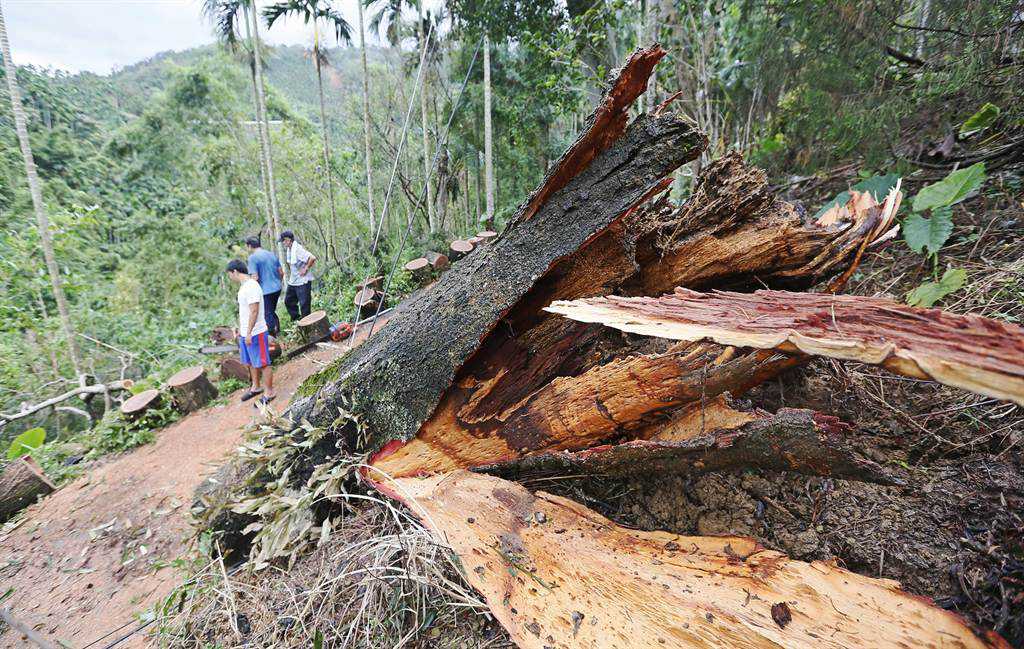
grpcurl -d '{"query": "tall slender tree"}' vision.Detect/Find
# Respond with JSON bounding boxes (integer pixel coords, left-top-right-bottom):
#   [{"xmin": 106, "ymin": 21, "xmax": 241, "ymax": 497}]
[
  {"xmin": 356, "ymin": 0, "xmax": 377, "ymax": 237},
  {"xmin": 482, "ymin": 33, "xmax": 495, "ymax": 228},
  {"xmin": 203, "ymin": 0, "xmax": 285, "ymax": 267},
  {"xmin": 0, "ymin": 1, "xmax": 83, "ymax": 379},
  {"xmin": 264, "ymin": 1, "xmax": 352, "ymax": 259},
  {"xmin": 415, "ymin": 3, "xmax": 436, "ymax": 231}
]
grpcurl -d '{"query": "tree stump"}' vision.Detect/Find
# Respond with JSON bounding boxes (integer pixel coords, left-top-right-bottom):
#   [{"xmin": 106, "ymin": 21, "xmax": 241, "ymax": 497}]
[
  {"xmin": 210, "ymin": 326, "xmax": 235, "ymax": 344},
  {"xmin": 0, "ymin": 456, "xmax": 56, "ymax": 521},
  {"xmin": 167, "ymin": 366, "xmax": 217, "ymax": 414},
  {"xmin": 476, "ymin": 230, "xmax": 498, "ymax": 242},
  {"xmin": 358, "ymin": 275, "xmax": 383, "ymax": 291},
  {"xmin": 120, "ymin": 389, "xmax": 161, "ymax": 420},
  {"xmin": 425, "ymin": 251, "xmax": 450, "ymax": 272},
  {"xmin": 297, "ymin": 310, "xmax": 331, "ymax": 343},
  {"xmin": 403, "ymin": 257, "xmax": 432, "ymax": 285},
  {"xmin": 467, "ymin": 236, "xmax": 484, "ymax": 245},
  {"xmin": 354, "ymin": 288, "xmax": 384, "ymax": 319},
  {"xmin": 219, "ymin": 357, "xmax": 250, "ymax": 382},
  {"xmin": 449, "ymin": 239, "xmax": 474, "ymax": 261}
]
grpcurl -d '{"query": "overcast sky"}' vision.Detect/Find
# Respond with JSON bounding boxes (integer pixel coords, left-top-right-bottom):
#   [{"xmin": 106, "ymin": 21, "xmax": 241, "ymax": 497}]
[{"xmin": 2, "ymin": 0, "xmax": 385, "ymax": 75}]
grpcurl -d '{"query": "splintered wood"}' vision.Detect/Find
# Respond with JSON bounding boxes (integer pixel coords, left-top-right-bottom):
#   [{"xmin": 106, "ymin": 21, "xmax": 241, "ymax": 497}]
[
  {"xmin": 384, "ymin": 471, "xmax": 1005, "ymax": 649},
  {"xmin": 546, "ymin": 289, "xmax": 1024, "ymax": 405}
]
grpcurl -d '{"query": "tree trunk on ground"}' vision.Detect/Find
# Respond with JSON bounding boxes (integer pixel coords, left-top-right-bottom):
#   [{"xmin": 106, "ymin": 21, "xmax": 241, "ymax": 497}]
[
  {"xmin": 383, "ymin": 471, "xmax": 1000, "ymax": 649},
  {"xmin": 245, "ymin": 5, "xmax": 285, "ymax": 269},
  {"xmin": 0, "ymin": 456, "xmax": 55, "ymax": 522},
  {"xmin": 314, "ymin": 42, "xmax": 340, "ymax": 263},
  {"xmin": 424, "ymin": 251, "xmax": 449, "ymax": 272},
  {"xmin": 482, "ymin": 34, "xmax": 495, "ymax": 229},
  {"xmin": 356, "ymin": 0, "xmax": 376, "ymax": 236},
  {"xmin": 296, "ymin": 309, "xmax": 331, "ymax": 343},
  {"xmin": 120, "ymin": 389, "xmax": 161, "ymax": 420},
  {"xmin": 0, "ymin": 6, "xmax": 82, "ymax": 379},
  {"xmin": 167, "ymin": 366, "xmax": 217, "ymax": 414}
]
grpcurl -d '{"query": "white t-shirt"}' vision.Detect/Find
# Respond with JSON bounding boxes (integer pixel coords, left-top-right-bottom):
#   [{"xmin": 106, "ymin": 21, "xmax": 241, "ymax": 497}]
[
  {"xmin": 237, "ymin": 278, "xmax": 268, "ymax": 337},
  {"xmin": 287, "ymin": 241, "xmax": 313, "ymax": 286}
]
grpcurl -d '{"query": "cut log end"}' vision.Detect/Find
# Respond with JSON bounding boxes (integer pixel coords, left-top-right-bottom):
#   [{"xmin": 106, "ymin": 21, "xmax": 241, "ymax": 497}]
[
  {"xmin": 297, "ymin": 310, "xmax": 331, "ymax": 343},
  {"xmin": 219, "ymin": 357, "xmax": 249, "ymax": 382},
  {"xmin": 0, "ymin": 456, "xmax": 56, "ymax": 521},
  {"xmin": 476, "ymin": 230, "xmax": 498, "ymax": 241},
  {"xmin": 449, "ymin": 239, "xmax": 474, "ymax": 261},
  {"xmin": 404, "ymin": 258, "xmax": 432, "ymax": 285},
  {"xmin": 354, "ymin": 288, "xmax": 384, "ymax": 318},
  {"xmin": 167, "ymin": 365, "xmax": 217, "ymax": 414},
  {"xmin": 425, "ymin": 251, "xmax": 450, "ymax": 272},
  {"xmin": 120, "ymin": 389, "xmax": 161, "ymax": 419}
]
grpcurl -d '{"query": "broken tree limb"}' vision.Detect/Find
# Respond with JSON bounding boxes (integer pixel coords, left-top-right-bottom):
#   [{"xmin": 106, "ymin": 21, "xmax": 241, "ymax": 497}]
[
  {"xmin": 546, "ymin": 288, "xmax": 1024, "ymax": 406},
  {"xmin": 382, "ymin": 471, "xmax": 1005, "ymax": 649},
  {"xmin": 290, "ymin": 45, "xmax": 706, "ymax": 451},
  {"xmin": 0, "ymin": 379, "xmax": 133, "ymax": 429},
  {"xmin": 0, "ymin": 456, "xmax": 56, "ymax": 521},
  {"xmin": 370, "ymin": 343, "xmax": 801, "ymax": 478},
  {"xmin": 476, "ymin": 403, "xmax": 900, "ymax": 485}
]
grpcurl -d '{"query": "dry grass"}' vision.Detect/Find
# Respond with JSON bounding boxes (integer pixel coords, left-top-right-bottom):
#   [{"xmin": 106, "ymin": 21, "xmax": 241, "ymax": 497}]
[{"xmin": 156, "ymin": 491, "xmax": 508, "ymax": 648}]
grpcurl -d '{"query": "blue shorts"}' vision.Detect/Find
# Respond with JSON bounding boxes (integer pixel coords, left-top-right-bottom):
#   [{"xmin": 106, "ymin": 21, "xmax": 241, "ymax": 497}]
[{"xmin": 239, "ymin": 331, "xmax": 271, "ymax": 369}]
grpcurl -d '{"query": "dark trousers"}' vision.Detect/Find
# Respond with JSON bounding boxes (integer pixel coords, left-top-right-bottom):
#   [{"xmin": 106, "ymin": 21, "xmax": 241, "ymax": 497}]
[
  {"xmin": 285, "ymin": 283, "xmax": 312, "ymax": 321},
  {"xmin": 263, "ymin": 290, "xmax": 281, "ymax": 336}
]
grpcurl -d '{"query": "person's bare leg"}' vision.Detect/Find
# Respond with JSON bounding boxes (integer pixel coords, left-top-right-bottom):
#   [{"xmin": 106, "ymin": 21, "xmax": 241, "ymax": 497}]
[
  {"xmin": 249, "ymin": 365, "xmax": 261, "ymax": 391},
  {"xmin": 262, "ymin": 366, "xmax": 275, "ymax": 398}
]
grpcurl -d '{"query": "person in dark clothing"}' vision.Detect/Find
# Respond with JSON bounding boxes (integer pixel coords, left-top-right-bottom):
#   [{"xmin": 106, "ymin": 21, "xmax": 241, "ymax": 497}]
[
  {"xmin": 245, "ymin": 236, "xmax": 284, "ymax": 336},
  {"xmin": 280, "ymin": 230, "xmax": 316, "ymax": 321}
]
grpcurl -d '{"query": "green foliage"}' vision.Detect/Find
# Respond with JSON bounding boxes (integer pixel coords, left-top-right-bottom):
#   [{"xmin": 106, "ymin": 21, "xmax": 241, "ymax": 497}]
[
  {"xmin": 907, "ymin": 268, "xmax": 967, "ymax": 308},
  {"xmin": 6, "ymin": 427, "xmax": 46, "ymax": 460},
  {"xmin": 904, "ymin": 163, "xmax": 987, "ymax": 258},
  {"xmin": 960, "ymin": 103, "xmax": 1000, "ymax": 137},
  {"xmin": 903, "ymin": 207, "xmax": 954, "ymax": 256},
  {"xmin": 912, "ymin": 163, "xmax": 987, "ymax": 213}
]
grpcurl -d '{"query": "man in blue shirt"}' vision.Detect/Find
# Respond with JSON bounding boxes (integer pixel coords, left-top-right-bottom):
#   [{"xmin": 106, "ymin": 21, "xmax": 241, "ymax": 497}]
[{"xmin": 245, "ymin": 236, "xmax": 283, "ymax": 336}]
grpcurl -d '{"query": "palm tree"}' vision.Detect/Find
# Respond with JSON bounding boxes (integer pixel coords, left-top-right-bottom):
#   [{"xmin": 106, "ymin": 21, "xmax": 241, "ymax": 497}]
[
  {"xmin": 0, "ymin": 3, "xmax": 83, "ymax": 379},
  {"xmin": 264, "ymin": 1, "xmax": 352, "ymax": 257},
  {"xmin": 202, "ymin": 0, "xmax": 285, "ymax": 267}
]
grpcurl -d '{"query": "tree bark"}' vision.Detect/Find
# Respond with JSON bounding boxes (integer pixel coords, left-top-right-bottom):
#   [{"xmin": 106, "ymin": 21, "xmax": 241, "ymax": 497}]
[
  {"xmin": 289, "ymin": 47, "xmax": 702, "ymax": 454},
  {"xmin": 482, "ymin": 34, "xmax": 495, "ymax": 229},
  {"xmin": 167, "ymin": 366, "xmax": 217, "ymax": 414},
  {"xmin": 0, "ymin": 456, "xmax": 55, "ymax": 522},
  {"xmin": 0, "ymin": 6, "xmax": 82, "ymax": 379},
  {"xmin": 356, "ymin": 0, "xmax": 376, "ymax": 236},
  {"xmin": 384, "ymin": 471, "xmax": 1004, "ymax": 649},
  {"xmin": 219, "ymin": 357, "xmax": 250, "ymax": 383}
]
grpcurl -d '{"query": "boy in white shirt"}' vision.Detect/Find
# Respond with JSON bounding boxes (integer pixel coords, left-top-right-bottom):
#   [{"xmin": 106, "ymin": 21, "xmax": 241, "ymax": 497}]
[{"xmin": 226, "ymin": 259, "xmax": 275, "ymax": 405}]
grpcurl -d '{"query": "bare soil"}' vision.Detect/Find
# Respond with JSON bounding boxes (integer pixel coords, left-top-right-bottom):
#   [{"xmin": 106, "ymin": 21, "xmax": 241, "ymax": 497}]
[{"xmin": 0, "ymin": 330, "xmax": 381, "ymax": 648}]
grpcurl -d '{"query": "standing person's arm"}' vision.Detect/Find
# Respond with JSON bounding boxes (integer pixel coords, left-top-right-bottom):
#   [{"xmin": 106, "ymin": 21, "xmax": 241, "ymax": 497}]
[
  {"xmin": 246, "ymin": 302, "xmax": 259, "ymax": 346},
  {"xmin": 298, "ymin": 245, "xmax": 316, "ymax": 277}
]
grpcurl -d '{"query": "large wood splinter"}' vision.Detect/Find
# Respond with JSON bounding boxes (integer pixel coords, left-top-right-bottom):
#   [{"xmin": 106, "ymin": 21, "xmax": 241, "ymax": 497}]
[
  {"xmin": 383, "ymin": 471, "xmax": 1005, "ymax": 649},
  {"xmin": 547, "ymin": 288, "xmax": 1024, "ymax": 405}
]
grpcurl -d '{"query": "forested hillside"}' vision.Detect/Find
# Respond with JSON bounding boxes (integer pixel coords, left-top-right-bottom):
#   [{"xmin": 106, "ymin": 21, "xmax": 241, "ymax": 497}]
[{"xmin": 0, "ymin": 1, "xmax": 1022, "ymax": 647}]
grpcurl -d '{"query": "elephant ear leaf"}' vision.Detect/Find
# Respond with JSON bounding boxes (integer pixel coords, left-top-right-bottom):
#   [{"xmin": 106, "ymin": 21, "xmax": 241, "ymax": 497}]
[
  {"xmin": 906, "ymin": 268, "xmax": 967, "ymax": 308},
  {"xmin": 903, "ymin": 206, "xmax": 953, "ymax": 255},
  {"xmin": 7, "ymin": 427, "xmax": 46, "ymax": 460},
  {"xmin": 912, "ymin": 163, "xmax": 986, "ymax": 212},
  {"xmin": 960, "ymin": 103, "xmax": 1000, "ymax": 137}
]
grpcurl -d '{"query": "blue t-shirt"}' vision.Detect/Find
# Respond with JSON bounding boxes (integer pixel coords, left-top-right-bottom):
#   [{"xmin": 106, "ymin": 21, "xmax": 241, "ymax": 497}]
[{"xmin": 247, "ymin": 248, "xmax": 282, "ymax": 295}]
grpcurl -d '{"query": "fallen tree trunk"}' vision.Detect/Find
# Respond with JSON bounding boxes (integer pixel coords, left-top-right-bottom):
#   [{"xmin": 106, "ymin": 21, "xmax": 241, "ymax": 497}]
[
  {"xmin": 382, "ymin": 471, "xmax": 1005, "ymax": 649},
  {"xmin": 0, "ymin": 456, "xmax": 56, "ymax": 521},
  {"xmin": 546, "ymin": 288, "xmax": 1024, "ymax": 406}
]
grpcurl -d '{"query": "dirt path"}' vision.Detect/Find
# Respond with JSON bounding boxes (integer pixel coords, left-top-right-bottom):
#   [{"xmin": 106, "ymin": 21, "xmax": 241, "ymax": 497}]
[{"xmin": 0, "ymin": 326, "xmax": 382, "ymax": 648}]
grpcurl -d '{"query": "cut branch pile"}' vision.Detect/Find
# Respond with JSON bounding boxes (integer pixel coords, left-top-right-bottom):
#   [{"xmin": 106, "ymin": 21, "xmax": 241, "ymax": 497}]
[{"xmin": 207, "ymin": 46, "xmax": 1017, "ymax": 648}]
